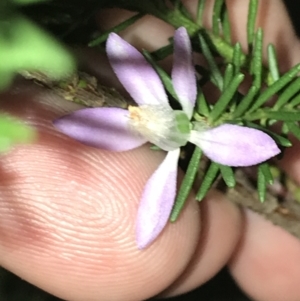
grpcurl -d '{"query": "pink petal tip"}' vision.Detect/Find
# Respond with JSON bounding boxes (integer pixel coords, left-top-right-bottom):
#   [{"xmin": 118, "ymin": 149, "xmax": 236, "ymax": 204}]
[
  {"xmin": 136, "ymin": 149, "xmax": 180, "ymax": 249},
  {"xmin": 189, "ymin": 124, "xmax": 280, "ymax": 166}
]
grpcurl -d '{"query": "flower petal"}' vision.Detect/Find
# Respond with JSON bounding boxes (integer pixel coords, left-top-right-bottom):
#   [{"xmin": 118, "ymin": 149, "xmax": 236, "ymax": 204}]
[
  {"xmin": 189, "ymin": 124, "xmax": 281, "ymax": 166},
  {"xmin": 106, "ymin": 33, "xmax": 169, "ymax": 106},
  {"xmin": 172, "ymin": 27, "xmax": 197, "ymax": 119},
  {"xmin": 136, "ymin": 148, "xmax": 180, "ymax": 249},
  {"xmin": 53, "ymin": 107, "xmax": 146, "ymax": 151}
]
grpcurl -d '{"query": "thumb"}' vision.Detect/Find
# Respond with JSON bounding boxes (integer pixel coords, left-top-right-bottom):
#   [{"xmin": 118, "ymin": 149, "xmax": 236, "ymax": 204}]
[{"xmin": 0, "ymin": 85, "xmax": 200, "ymax": 301}]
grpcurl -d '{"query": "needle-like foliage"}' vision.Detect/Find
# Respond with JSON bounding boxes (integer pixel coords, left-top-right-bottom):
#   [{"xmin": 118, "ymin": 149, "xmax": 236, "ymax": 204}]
[
  {"xmin": 89, "ymin": 0, "xmax": 300, "ymax": 219},
  {"xmin": 3, "ymin": 0, "xmax": 300, "ymax": 236}
]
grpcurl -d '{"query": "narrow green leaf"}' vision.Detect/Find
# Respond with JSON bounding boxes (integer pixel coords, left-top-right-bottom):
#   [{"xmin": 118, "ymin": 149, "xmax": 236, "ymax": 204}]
[
  {"xmin": 209, "ymin": 73, "xmax": 245, "ymax": 123},
  {"xmin": 281, "ymin": 122, "xmax": 289, "ymax": 135},
  {"xmin": 257, "ymin": 164, "xmax": 267, "ymax": 202},
  {"xmin": 223, "ymin": 64, "xmax": 233, "ymax": 89},
  {"xmin": 233, "ymin": 85, "xmax": 258, "ymax": 118},
  {"xmin": 88, "ymin": 13, "xmax": 144, "ymax": 47},
  {"xmin": 212, "ymin": 0, "xmax": 224, "ymax": 36},
  {"xmin": 249, "ymin": 63, "xmax": 300, "ymax": 112},
  {"xmin": 170, "ymin": 147, "xmax": 202, "ymax": 222},
  {"xmin": 286, "ymin": 122, "xmax": 300, "ymax": 140},
  {"xmin": 259, "ymin": 162, "xmax": 274, "ymax": 185},
  {"xmin": 151, "ymin": 43, "xmax": 173, "ymax": 61},
  {"xmin": 288, "ymin": 93, "xmax": 300, "ymax": 108},
  {"xmin": 0, "ymin": 114, "xmax": 36, "ymax": 152},
  {"xmin": 247, "ymin": 0, "xmax": 259, "ymax": 50},
  {"xmin": 222, "ymin": 9, "xmax": 231, "ymax": 44},
  {"xmin": 243, "ymin": 121, "xmax": 292, "ymax": 147},
  {"xmin": 207, "ymin": 32, "xmax": 243, "ymax": 65},
  {"xmin": 271, "ymin": 134, "xmax": 291, "ymax": 147},
  {"xmin": 196, "ymin": 92, "xmax": 210, "ymax": 117},
  {"xmin": 196, "ymin": 0, "xmax": 206, "ymax": 26},
  {"xmin": 263, "ymin": 110, "xmax": 300, "ymax": 122},
  {"xmin": 199, "ymin": 33, "xmax": 224, "ymax": 90},
  {"xmin": 251, "ymin": 28, "xmax": 263, "ymax": 88},
  {"xmin": 232, "ymin": 43, "xmax": 242, "ymax": 75},
  {"xmin": 267, "ymin": 44, "xmax": 280, "ymax": 83},
  {"xmin": 142, "ymin": 50, "xmax": 178, "ymax": 101},
  {"xmin": 178, "ymin": 1, "xmax": 193, "ymax": 19},
  {"xmin": 273, "ymin": 77, "xmax": 300, "ymax": 110},
  {"xmin": 196, "ymin": 162, "xmax": 220, "ymax": 201},
  {"xmin": 220, "ymin": 165, "xmax": 236, "ymax": 187}
]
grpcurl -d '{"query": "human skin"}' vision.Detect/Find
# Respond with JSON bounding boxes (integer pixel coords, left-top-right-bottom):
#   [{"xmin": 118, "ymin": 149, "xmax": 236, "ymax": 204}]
[{"xmin": 1, "ymin": 0, "xmax": 300, "ymax": 301}]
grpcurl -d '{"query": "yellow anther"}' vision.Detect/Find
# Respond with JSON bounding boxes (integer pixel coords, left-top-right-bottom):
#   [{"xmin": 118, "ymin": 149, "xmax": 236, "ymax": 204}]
[{"xmin": 128, "ymin": 106, "xmax": 142, "ymax": 122}]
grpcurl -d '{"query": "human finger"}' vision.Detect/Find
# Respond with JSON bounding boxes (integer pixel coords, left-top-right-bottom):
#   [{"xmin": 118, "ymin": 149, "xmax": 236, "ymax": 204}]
[{"xmin": 0, "ymin": 87, "xmax": 201, "ymax": 301}]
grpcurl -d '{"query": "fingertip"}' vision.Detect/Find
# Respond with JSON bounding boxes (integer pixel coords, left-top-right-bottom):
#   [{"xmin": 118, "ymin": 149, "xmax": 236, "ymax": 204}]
[
  {"xmin": 162, "ymin": 191, "xmax": 243, "ymax": 297},
  {"xmin": 0, "ymin": 89, "xmax": 204, "ymax": 301},
  {"xmin": 229, "ymin": 210, "xmax": 300, "ymax": 301}
]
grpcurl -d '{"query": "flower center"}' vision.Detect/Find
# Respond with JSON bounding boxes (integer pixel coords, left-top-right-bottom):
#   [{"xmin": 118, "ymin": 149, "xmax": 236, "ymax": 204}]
[{"xmin": 128, "ymin": 105, "xmax": 191, "ymax": 151}]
